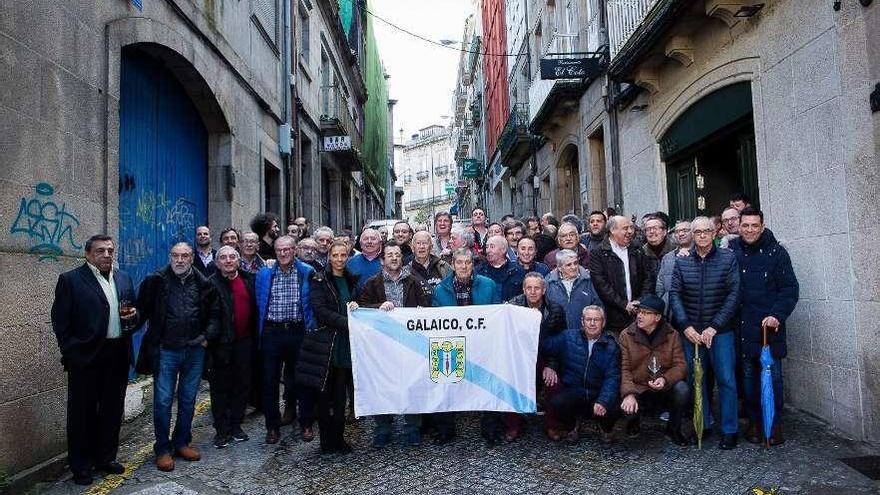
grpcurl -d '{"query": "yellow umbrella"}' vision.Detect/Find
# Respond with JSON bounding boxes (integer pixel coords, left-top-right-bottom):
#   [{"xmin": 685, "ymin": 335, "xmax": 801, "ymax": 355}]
[{"xmin": 693, "ymin": 341, "xmax": 704, "ymax": 450}]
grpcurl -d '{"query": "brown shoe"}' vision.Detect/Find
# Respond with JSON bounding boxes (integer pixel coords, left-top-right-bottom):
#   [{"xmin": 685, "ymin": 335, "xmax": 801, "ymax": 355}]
[
  {"xmin": 546, "ymin": 429, "xmax": 563, "ymax": 442},
  {"xmin": 301, "ymin": 426, "xmax": 315, "ymax": 443},
  {"xmin": 599, "ymin": 430, "xmax": 615, "ymax": 445},
  {"xmin": 175, "ymin": 446, "xmax": 201, "ymax": 462},
  {"xmin": 265, "ymin": 428, "xmax": 280, "ymax": 444},
  {"xmin": 745, "ymin": 422, "xmax": 762, "ymax": 444},
  {"xmin": 155, "ymin": 454, "xmax": 174, "ymax": 472},
  {"xmin": 565, "ymin": 429, "xmax": 580, "ymax": 445},
  {"xmin": 280, "ymin": 406, "xmax": 294, "ymax": 426},
  {"xmin": 769, "ymin": 425, "xmax": 785, "ymax": 446}
]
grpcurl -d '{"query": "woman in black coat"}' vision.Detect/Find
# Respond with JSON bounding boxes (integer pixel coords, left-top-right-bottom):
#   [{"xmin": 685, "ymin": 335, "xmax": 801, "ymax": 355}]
[{"xmin": 308, "ymin": 240, "xmax": 359, "ymax": 454}]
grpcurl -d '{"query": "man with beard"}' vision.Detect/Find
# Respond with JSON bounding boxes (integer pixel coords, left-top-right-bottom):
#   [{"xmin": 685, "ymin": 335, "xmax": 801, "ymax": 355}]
[
  {"xmin": 392, "ymin": 221, "xmax": 415, "ymax": 263},
  {"xmin": 582, "ymin": 211, "xmax": 607, "ymax": 252},
  {"xmin": 250, "ymin": 213, "xmax": 281, "ymax": 260}
]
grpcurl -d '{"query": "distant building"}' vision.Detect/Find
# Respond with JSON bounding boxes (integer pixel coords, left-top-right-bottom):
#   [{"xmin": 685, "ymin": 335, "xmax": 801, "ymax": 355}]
[{"xmin": 398, "ymin": 125, "xmax": 457, "ymax": 227}]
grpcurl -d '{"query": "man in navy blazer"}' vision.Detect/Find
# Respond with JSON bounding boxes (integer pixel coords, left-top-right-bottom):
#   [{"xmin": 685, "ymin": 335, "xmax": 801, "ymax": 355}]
[{"xmin": 51, "ymin": 234, "xmax": 138, "ymax": 485}]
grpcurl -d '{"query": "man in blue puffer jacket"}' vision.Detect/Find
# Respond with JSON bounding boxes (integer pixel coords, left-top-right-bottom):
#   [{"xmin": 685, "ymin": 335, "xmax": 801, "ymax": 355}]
[
  {"xmin": 541, "ymin": 305, "xmax": 620, "ymax": 444},
  {"xmin": 669, "ymin": 216, "xmax": 741, "ymax": 450},
  {"xmin": 729, "ymin": 207, "xmax": 798, "ymax": 446},
  {"xmin": 254, "ymin": 235, "xmax": 316, "ymax": 445}
]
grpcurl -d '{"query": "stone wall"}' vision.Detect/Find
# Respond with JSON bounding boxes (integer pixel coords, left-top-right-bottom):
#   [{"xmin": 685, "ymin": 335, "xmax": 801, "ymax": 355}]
[
  {"xmin": 614, "ymin": 0, "xmax": 879, "ymax": 442},
  {"xmin": 0, "ymin": 0, "xmax": 285, "ymax": 475}
]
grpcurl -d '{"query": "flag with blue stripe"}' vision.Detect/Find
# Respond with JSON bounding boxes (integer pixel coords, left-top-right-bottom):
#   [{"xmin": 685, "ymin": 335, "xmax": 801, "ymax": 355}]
[{"xmin": 348, "ymin": 305, "xmax": 541, "ymax": 415}]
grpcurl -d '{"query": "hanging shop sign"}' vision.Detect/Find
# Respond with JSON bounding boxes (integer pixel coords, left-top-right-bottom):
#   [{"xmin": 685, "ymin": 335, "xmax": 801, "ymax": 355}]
[
  {"xmin": 324, "ymin": 135, "xmax": 352, "ymax": 151},
  {"xmin": 539, "ymin": 57, "xmax": 602, "ymax": 80}
]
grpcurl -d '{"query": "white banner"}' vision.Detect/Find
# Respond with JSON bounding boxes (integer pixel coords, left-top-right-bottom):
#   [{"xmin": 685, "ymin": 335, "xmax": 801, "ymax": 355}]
[{"xmin": 348, "ymin": 304, "xmax": 542, "ymax": 416}]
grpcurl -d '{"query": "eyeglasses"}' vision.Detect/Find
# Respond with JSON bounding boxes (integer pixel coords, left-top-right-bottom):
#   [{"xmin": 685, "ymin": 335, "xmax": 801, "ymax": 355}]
[
  {"xmin": 644, "ymin": 226, "xmax": 665, "ymax": 233},
  {"xmin": 582, "ymin": 317, "xmax": 603, "ymax": 323},
  {"xmin": 171, "ymin": 253, "xmax": 192, "ymax": 260},
  {"xmin": 692, "ymin": 229, "xmax": 713, "ymax": 237},
  {"xmin": 673, "ymin": 229, "xmax": 691, "ymax": 234},
  {"xmin": 276, "ymin": 247, "xmax": 294, "ymax": 253}
]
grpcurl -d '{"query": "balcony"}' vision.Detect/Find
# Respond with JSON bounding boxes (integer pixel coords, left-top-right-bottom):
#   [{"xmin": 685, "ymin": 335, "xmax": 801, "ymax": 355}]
[
  {"xmin": 405, "ymin": 193, "xmax": 456, "ymax": 211},
  {"xmin": 496, "ymin": 103, "xmax": 534, "ymax": 171},
  {"xmin": 320, "ymin": 84, "xmax": 364, "ymax": 169},
  {"xmin": 435, "ymin": 164, "xmax": 449, "ymax": 177},
  {"xmin": 416, "ymin": 170, "xmax": 429, "ymax": 181},
  {"xmin": 608, "ymin": 0, "xmax": 659, "ymax": 60}
]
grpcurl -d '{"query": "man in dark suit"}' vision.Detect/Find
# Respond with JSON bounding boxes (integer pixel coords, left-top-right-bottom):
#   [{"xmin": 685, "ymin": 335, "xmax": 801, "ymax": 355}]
[
  {"xmin": 51, "ymin": 234, "xmax": 138, "ymax": 485},
  {"xmin": 193, "ymin": 225, "xmax": 217, "ymax": 277}
]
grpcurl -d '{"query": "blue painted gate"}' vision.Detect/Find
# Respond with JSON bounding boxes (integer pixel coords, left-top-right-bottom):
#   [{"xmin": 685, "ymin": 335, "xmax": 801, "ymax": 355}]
[{"xmin": 117, "ymin": 49, "xmax": 209, "ymax": 374}]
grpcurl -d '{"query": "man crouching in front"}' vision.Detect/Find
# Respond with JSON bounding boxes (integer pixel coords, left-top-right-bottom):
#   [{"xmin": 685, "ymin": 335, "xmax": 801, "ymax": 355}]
[{"xmin": 541, "ymin": 306, "xmax": 620, "ymax": 444}]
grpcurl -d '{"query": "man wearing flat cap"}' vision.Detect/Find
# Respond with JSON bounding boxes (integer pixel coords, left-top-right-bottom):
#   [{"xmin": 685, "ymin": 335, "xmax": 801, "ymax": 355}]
[{"xmin": 618, "ymin": 294, "xmax": 691, "ymax": 446}]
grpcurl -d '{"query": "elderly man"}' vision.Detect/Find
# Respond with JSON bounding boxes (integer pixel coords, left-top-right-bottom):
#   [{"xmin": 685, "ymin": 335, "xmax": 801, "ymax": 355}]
[
  {"xmin": 503, "ymin": 221, "xmax": 525, "ymax": 261},
  {"xmin": 137, "ymin": 242, "xmax": 220, "ymax": 471},
  {"xmin": 408, "ymin": 230, "xmax": 451, "ymax": 289},
  {"xmin": 730, "ymin": 207, "xmax": 799, "ymax": 445},
  {"xmin": 239, "ymin": 231, "xmax": 266, "ymax": 274},
  {"xmin": 582, "ymin": 211, "xmax": 607, "ymax": 252},
  {"xmin": 507, "ymin": 273, "xmax": 567, "ymax": 441},
  {"xmin": 443, "ymin": 225, "xmax": 476, "ymax": 264},
  {"xmin": 313, "ymin": 226, "xmax": 335, "ymax": 268},
  {"xmin": 475, "ymin": 235, "xmax": 525, "ymax": 302},
  {"xmin": 194, "ymin": 225, "xmax": 217, "ymax": 277},
  {"xmin": 207, "ymin": 246, "xmax": 258, "ymax": 448},
  {"xmin": 655, "ymin": 221, "xmax": 693, "ymax": 308},
  {"xmin": 432, "ymin": 211, "xmax": 454, "ymax": 257},
  {"xmin": 541, "ymin": 306, "xmax": 620, "ymax": 444},
  {"xmin": 359, "ymin": 241, "xmax": 433, "ymax": 448},
  {"xmin": 255, "ymin": 235, "xmax": 317, "ymax": 445},
  {"xmin": 347, "ymin": 228, "xmax": 383, "ymax": 290},
  {"xmin": 392, "ymin": 221, "xmax": 415, "ymax": 263},
  {"xmin": 589, "ymin": 215, "xmax": 654, "ymax": 334},
  {"xmin": 669, "ymin": 216, "xmax": 741, "ymax": 450},
  {"xmin": 516, "ymin": 236, "xmax": 550, "ymax": 276},
  {"xmin": 544, "ymin": 222, "xmax": 589, "ymax": 271},
  {"xmin": 432, "ymin": 248, "xmax": 500, "ymax": 445},
  {"xmin": 641, "ymin": 215, "xmax": 675, "ymax": 285},
  {"xmin": 296, "ymin": 237, "xmax": 322, "ymax": 271},
  {"xmin": 546, "ymin": 249, "xmax": 604, "ymax": 330},
  {"xmin": 618, "ymin": 295, "xmax": 691, "ymax": 446},
  {"xmin": 51, "ymin": 235, "xmax": 138, "ymax": 484}
]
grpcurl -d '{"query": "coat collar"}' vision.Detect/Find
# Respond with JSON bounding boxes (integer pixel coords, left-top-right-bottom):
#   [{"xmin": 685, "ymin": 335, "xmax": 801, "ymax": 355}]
[{"xmin": 623, "ymin": 320, "xmax": 674, "ymax": 347}]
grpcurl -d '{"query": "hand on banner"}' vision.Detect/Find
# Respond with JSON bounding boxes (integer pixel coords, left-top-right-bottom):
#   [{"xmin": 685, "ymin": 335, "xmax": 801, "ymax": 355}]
[
  {"xmin": 347, "ymin": 302, "xmax": 359, "ymax": 312},
  {"xmin": 379, "ymin": 301, "xmax": 395, "ymax": 312},
  {"xmin": 542, "ymin": 367, "xmax": 558, "ymax": 387}
]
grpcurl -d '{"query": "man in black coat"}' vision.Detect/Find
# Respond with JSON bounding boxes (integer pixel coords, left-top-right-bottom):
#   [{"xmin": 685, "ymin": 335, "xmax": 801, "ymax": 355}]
[
  {"xmin": 589, "ymin": 215, "xmax": 654, "ymax": 334},
  {"xmin": 207, "ymin": 246, "xmax": 258, "ymax": 448},
  {"xmin": 51, "ymin": 234, "xmax": 138, "ymax": 485},
  {"xmin": 193, "ymin": 225, "xmax": 217, "ymax": 277}
]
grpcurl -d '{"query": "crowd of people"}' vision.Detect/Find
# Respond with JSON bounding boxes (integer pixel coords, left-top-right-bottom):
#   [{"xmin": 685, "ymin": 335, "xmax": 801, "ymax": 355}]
[{"xmin": 50, "ymin": 193, "xmax": 800, "ymax": 485}]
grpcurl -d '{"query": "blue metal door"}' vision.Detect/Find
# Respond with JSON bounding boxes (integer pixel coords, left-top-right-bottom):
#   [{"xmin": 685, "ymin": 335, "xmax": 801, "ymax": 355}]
[{"xmin": 118, "ymin": 49, "xmax": 208, "ymax": 372}]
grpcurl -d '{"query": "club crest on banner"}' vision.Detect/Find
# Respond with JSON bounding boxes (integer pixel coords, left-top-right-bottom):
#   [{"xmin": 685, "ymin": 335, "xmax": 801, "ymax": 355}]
[{"xmin": 430, "ymin": 337, "xmax": 465, "ymax": 383}]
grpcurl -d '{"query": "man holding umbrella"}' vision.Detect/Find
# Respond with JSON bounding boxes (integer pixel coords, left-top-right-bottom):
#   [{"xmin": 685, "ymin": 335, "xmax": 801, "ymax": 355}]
[{"xmin": 729, "ymin": 207, "xmax": 799, "ymax": 445}]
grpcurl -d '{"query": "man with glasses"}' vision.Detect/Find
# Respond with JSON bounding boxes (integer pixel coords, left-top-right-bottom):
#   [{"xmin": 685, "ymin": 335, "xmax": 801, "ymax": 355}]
[
  {"xmin": 312, "ymin": 226, "xmax": 335, "ymax": 268},
  {"xmin": 669, "ymin": 216, "xmax": 741, "ymax": 450},
  {"xmin": 544, "ymin": 222, "xmax": 590, "ymax": 271},
  {"xmin": 589, "ymin": 215, "xmax": 654, "ymax": 334},
  {"xmin": 239, "ymin": 232, "xmax": 266, "ymax": 273},
  {"xmin": 641, "ymin": 215, "xmax": 675, "ymax": 286},
  {"xmin": 718, "ymin": 206, "xmax": 741, "ymax": 248},
  {"xmin": 255, "ymin": 235, "xmax": 317, "ymax": 445},
  {"xmin": 296, "ymin": 237, "xmax": 322, "ymax": 271},
  {"xmin": 541, "ymin": 306, "xmax": 620, "ymax": 444}
]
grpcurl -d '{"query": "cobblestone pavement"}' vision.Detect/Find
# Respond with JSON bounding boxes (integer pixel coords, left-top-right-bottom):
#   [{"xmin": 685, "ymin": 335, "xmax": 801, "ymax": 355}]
[{"xmin": 36, "ymin": 393, "xmax": 879, "ymax": 495}]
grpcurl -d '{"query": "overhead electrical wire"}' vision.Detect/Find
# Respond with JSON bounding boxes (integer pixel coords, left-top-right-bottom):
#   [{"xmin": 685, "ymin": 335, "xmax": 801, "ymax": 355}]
[{"xmin": 357, "ymin": 2, "xmax": 523, "ymax": 58}]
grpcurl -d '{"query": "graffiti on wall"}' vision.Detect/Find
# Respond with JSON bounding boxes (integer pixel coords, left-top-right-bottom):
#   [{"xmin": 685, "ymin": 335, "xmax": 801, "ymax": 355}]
[{"xmin": 10, "ymin": 183, "xmax": 82, "ymax": 261}]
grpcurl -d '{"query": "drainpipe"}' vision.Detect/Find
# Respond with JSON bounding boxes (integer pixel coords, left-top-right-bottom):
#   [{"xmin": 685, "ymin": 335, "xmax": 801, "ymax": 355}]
[
  {"xmin": 601, "ymin": 0, "xmax": 624, "ymax": 212},
  {"xmin": 280, "ymin": 0, "xmax": 294, "ymax": 222}
]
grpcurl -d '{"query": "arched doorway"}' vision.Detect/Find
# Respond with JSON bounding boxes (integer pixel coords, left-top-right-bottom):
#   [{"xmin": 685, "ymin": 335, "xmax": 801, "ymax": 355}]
[
  {"xmin": 661, "ymin": 82, "xmax": 759, "ymax": 222},
  {"xmin": 555, "ymin": 144, "xmax": 581, "ymax": 216}
]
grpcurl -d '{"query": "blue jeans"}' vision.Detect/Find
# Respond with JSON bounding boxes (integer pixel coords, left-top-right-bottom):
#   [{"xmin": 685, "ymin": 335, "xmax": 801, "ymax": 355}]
[
  {"xmin": 742, "ymin": 354, "xmax": 783, "ymax": 426},
  {"xmin": 374, "ymin": 415, "xmax": 421, "ymax": 437},
  {"xmin": 153, "ymin": 346, "xmax": 205, "ymax": 455},
  {"xmin": 682, "ymin": 331, "xmax": 738, "ymax": 435}
]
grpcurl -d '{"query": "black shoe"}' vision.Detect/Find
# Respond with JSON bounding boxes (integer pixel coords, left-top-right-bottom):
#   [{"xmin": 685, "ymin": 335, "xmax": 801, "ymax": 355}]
[
  {"xmin": 213, "ymin": 434, "xmax": 231, "ymax": 449},
  {"xmin": 626, "ymin": 418, "xmax": 641, "ymax": 437},
  {"xmin": 433, "ymin": 432, "xmax": 455, "ymax": 445},
  {"xmin": 701, "ymin": 427, "xmax": 714, "ymax": 439},
  {"xmin": 484, "ymin": 434, "xmax": 501, "ymax": 448},
  {"xmin": 372, "ymin": 433, "xmax": 391, "ymax": 449},
  {"xmin": 72, "ymin": 470, "xmax": 93, "ymax": 486},
  {"xmin": 719, "ymin": 433, "xmax": 738, "ymax": 450},
  {"xmin": 665, "ymin": 426, "xmax": 693, "ymax": 446},
  {"xmin": 232, "ymin": 428, "xmax": 249, "ymax": 442},
  {"xmin": 335, "ymin": 440, "xmax": 353, "ymax": 454},
  {"xmin": 96, "ymin": 461, "xmax": 125, "ymax": 474}
]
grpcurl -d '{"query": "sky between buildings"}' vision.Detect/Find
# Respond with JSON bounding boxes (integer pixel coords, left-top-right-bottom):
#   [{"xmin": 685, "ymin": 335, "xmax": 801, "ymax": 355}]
[{"xmin": 370, "ymin": 0, "xmax": 475, "ymax": 144}]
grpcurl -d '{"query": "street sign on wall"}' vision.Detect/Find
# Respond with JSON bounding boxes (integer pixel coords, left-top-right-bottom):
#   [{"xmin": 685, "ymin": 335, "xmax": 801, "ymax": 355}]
[
  {"xmin": 539, "ymin": 57, "xmax": 601, "ymax": 80},
  {"xmin": 324, "ymin": 135, "xmax": 352, "ymax": 151},
  {"xmin": 462, "ymin": 158, "xmax": 482, "ymax": 178}
]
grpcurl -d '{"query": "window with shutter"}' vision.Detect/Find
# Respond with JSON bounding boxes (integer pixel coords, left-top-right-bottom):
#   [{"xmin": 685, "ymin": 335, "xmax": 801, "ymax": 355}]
[{"xmin": 252, "ymin": 0, "xmax": 278, "ymax": 47}]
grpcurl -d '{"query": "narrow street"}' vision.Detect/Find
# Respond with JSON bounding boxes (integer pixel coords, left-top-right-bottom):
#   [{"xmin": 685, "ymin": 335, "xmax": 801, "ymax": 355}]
[{"xmin": 35, "ymin": 390, "xmax": 879, "ymax": 495}]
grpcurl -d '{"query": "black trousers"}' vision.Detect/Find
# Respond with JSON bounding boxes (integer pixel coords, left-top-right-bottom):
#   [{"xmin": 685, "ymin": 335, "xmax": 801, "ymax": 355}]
[
  {"xmin": 317, "ymin": 365, "xmax": 352, "ymax": 448},
  {"xmin": 261, "ymin": 323, "xmax": 315, "ymax": 430},
  {"xmin": 66, "ymin": 338, "xmax": 129, "ymax": 473},
  {"xmin": 209, "ymin": 338, "xmax": 253, "ymax": 435},
  {"xmin": 624, "ymin": 381, "xmax": 691, "ymax": 429},
  {"xmin": 550, "ymin": 387, "xmax": 618, "ymax": 432}
]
